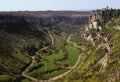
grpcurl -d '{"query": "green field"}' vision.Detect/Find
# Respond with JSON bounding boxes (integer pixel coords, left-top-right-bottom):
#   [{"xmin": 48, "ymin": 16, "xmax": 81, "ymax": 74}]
[
  {"xmin": 63, "ymin": 44, "xmax": 80, "ymax": 66},
  {"xmin": 42, "ymin": 50, "xmax": 63, "ymax": 71},
  {"xmin": 27, "ymin": 43, "xmax": 80, "ymax": 80}
]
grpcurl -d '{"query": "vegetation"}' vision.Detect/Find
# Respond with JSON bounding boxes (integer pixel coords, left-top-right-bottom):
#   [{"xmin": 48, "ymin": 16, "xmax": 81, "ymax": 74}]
[
  {"xmin": 102, "ymin": 8, "xmax": 120, "ymax": 26},
  {"xmin": 0, "ymin": 9, "xmax": 120, "ymax": 82},
  {"xmin": 21, "ymin": 79, "xmax": 32, "ymax": 82},
  {"xmin": 63, "ymin": 44, "xmax": 80, "ymax": 66},
  {"xmin": 0, "ymin": 14, "xmax": 51, "ymax": 81},
  {"xmin": 57, "ymin": 9, "xmax": 120, "ymax": 82},
  {"xmin": 25, "ymin": 43, "xmax": 80, "ymax": 80}
]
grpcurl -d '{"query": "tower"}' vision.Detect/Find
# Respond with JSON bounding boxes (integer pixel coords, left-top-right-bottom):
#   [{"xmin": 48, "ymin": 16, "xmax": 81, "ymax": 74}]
[{"xmin": 107, "ymin": 6, "xmax": 109, "ymax": 10}]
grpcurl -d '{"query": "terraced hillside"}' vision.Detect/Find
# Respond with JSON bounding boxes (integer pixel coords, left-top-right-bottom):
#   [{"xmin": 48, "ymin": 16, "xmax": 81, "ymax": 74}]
[
  {"xmin": 57, "ymin": 9, "xmax": 120, "ymax": 82},
  {"xmin": 1, "ymin": 9, "xmax": 119, "ymax": 82},
  {"xmin": 0, "ymin": 11, "xmax": 90, "ymax": 82},
  {"xmin": 0, "ymin": 15, "xmax": 52, "ymax": 82}
]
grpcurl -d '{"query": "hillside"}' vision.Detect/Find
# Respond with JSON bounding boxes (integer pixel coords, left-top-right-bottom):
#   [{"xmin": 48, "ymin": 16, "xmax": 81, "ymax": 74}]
[
  {"xmin": 0, "ymin": 11, "xmax": 90, "ymax": 34},
  {"xmin": 0, "ymin": 11, "xmax": 90, "ymax": 82},
  {"xmin": 57, "ymin": 9, "xmax": 120, "ymax": 82},
  {"xmin": 0, "ymin": 14, "xmax": 52, "ymax": 82},
  {"xmin": 0, "ymin": 9, "xmax": 119, "ymax": 82}
]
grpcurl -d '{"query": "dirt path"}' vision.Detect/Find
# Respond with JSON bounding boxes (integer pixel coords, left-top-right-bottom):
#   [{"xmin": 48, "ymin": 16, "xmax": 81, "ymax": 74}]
[
  {"xmin": 38, "ymin": 34, "xmax": 54, "ymax": 51},
  {"xmin": 22, "ymin": 34, "xmax": 54, "ymax": 82},
  {"xmin": 22, "ymin": 34, "xmax": 83, "ymax": 82},
  {"xmin": 50, "ymin": 35, "xmax": 83, "ymax": 81},
  {"xmin": 51, "ymin": 53, "xmax": 83, "ymax": 81},
  {"xmin": 67, "ymin": 34, "xmax": 84, "ymax": 50},
  {"xmin": 87, "ymin": 35, "xmax": 111, "ymax": 74}
]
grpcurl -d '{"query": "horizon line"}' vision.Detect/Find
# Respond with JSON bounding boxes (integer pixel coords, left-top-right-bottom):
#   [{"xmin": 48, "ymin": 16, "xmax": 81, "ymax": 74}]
[{"xmin": 0, "ymin": 9, "xmax": 97, "ymax": 12}]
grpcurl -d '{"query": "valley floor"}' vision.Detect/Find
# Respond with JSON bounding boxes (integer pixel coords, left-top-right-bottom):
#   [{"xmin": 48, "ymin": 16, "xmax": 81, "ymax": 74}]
[{"xmin": 21, "ymin": 34, "xmax": 84, "ymax": 82}]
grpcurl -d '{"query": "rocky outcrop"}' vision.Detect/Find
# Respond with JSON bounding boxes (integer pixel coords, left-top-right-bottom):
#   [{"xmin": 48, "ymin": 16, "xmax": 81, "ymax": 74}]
[{"xmin": 0, "ymin": 11, "xmax": 90, "ymax": 26}]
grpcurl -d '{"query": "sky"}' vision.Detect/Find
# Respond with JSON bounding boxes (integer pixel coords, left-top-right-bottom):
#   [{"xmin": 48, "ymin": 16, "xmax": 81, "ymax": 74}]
[{"xmin": 0, "ymin": 0, "xmax": 119, "ymax": 11}]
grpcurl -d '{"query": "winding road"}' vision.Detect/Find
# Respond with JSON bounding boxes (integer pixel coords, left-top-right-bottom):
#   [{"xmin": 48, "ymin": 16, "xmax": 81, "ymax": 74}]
[
  {"xmin": 67, "ymin": 35, "xmax": 85, "ymax": 50},
  {"xmin": 50, "ymin": 35, "xmax": 84, "ymax": 81},
  {"xmin": 22, "ymin": 34, "xmax": 54, "ymax": 82},
  {"xmin": 22, "ymin": 34, "xmax": 83, "ymax": 82},
  {"xmin": 51, "ymin": 53, "xmax": 83, "ymax": 81}
]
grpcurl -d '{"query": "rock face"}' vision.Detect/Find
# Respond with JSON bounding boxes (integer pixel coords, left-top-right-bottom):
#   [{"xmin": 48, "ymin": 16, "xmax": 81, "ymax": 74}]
[
  {"xmin": 0, "ymin": 14, "xmax": 52, "ymax": 82},
  {"xmin": 0, "ymin": 15, "xmax": 44, "ymax": 25},
  {"xmin": 0, "ymin": 11, "xmax": 90, "ymax": 25},
  {"xmin": 87, "ymin": 10, "xmax": 103, "ymax": 30},
  {"xmin": 0, "ymin": 11, "xmax": 90, "ymax": 34},
  {"xmin": 0, "ymin": 11, "xmax": 90, "ymax": 81},
  {"xmin": 92, "ymin": 22, "xmax": 98, "ymax": 29}
]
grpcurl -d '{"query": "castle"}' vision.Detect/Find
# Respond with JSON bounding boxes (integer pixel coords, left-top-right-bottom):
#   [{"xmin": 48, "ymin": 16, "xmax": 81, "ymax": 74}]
[{"xmin": 86, "ymin": 7, "xmax": 109, "ymax": 31}]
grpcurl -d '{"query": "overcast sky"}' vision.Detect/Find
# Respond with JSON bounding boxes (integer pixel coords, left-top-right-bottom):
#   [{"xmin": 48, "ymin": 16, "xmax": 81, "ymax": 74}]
[{"xmin": 0, "ymin": 0, "xmax": 119, "ymax": 11}]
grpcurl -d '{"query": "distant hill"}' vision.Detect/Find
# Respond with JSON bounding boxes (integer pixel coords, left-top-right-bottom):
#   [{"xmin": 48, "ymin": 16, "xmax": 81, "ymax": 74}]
[
  {"xmin": 0, "ymin": 14, "xmax": 52, "ymax": 82},
  {"xmin": 0, "ymin": 11, "xmax": 90, "ymax": 82},
  {"xmin": 0, "ymin": 11, "xmax": 90, "ymax": 34}
]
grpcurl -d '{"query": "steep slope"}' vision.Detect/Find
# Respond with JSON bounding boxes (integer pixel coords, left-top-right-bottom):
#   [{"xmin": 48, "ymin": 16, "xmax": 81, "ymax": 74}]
[
  {"xmin": 0, "ymin": 14, "xmax": 51, "ymax": 82},
  {"xmin": 0, "ymin": 11, "xmax": 90, "ymax": 82},
  {"xmin": 57, "ymin": 9, "xmax": 120, "ymax": 82},
  {"xmin": 0, "ymin": 11, "xmax": 90, "ymax": 34}
]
